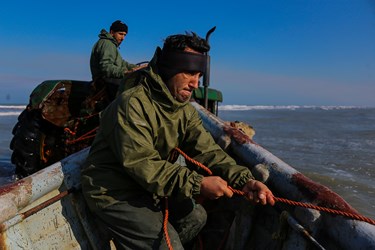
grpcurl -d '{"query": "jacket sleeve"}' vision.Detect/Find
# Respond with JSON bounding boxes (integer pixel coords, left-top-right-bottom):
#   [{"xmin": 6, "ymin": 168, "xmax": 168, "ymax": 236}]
[
  {"xmin": 121, "ymin": 60, "xmax": 137, "ymax": 72},
  {"xmin": 105, "ymin": 95, "xmax": 204, "ymax": 199},
  {"xmin": 180, "ymin": 105, "xmax": 254, "ymax": 189},
  {"xmin": 96, "ymin": 40, "xmax": 134, "ymax": 78}
]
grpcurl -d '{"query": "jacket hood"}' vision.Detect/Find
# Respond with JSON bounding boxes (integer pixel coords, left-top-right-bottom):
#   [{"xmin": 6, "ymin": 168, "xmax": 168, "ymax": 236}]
[
  {"xmin": 98, "ymin": 29, "xmax": 119, "ymax": 47},
  {"xmin": 139, "ymin": 48, "xmax": 192, "ymax": 112}
]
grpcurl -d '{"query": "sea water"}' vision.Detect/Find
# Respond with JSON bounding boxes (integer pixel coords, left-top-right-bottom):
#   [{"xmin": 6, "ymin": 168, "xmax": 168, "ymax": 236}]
[
  {"xmin": 219, "ymin": 105, "xmax": 375, "ymax": 219},
  {"xmin": 0, "ymin": 105, "xmax": 374, "ymax": 219},
  {"xmin": 0, "ymin": 105, "xmax": 24, "ymax": 185}
]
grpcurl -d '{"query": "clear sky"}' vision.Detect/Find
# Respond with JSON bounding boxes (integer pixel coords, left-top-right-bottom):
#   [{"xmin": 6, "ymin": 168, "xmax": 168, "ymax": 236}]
[{"xmin": 1, "ymin": 0, "xmax": 374, "ymax": 106}]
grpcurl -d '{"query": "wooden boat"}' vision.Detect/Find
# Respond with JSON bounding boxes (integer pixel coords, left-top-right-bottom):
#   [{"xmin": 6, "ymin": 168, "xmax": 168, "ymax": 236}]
[{"xmin": 1, "ymin": 100, "xmax": 374, "ymax": 249}]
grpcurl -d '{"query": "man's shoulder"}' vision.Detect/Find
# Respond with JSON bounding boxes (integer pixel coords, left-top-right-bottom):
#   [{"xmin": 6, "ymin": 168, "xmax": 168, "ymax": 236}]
[
  {"xmin": 119, "ymin": 83, "xmax": 146, "ymax": 103},
  {"xmin": 96, "ymin": 37, "xmax": 116, "ymax": 47},
  {"xmin": 93, "ymin": 32, "xmax": 116, "ymax": 48},
  {"xmin": 116, "ymin": 85, "xmax": 153, "ymax": 117},
  {"xmin": 98, "ymin": 29, "xmax": 112, "ymax": 39},
  {"xmin": 117, "ymin": 70, "xmax": 146, "ymax": 93},
  {"xmin": 91, "ymin": 40, "xmax": 115, "ymax": 55}
]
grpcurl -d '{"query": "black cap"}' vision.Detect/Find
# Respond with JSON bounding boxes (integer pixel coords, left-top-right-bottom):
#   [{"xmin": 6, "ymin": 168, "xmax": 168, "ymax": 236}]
[{"xmin": 110, "ymin": 20, "xmax": 128, "ymax": 33}]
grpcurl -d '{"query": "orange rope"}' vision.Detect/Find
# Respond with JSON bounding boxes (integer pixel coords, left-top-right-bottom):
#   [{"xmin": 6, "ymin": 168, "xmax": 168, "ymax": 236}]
[
  {"xmin": 173, "ymin": 147, "xmax": 212, "ymax": 175},
  {"xmin": 66, "ymin": 127, "xmax": 98, "ymax": 145},
  {"xmin": 227, "ymin": 186, "xmax": 375, "ymax": 225},
  {"xmin": 273, "ymin": 197, "xmax": 375, "ymax": 226},
  {"xmin": 163, "ymin": 198, "xmax": 173, "ymax": 250},
  {"xmin": 64, "ymin": 127, "xmax": 76, "ymax": 136},
  {"xmin": 64, "ymin": 112, "xmax": 100, "ymax": 145},
  {"xmin": 175, "ymin": 147, "xmax": 375, "ymax": 226},
  {"xmin": 80, "ymin": 112, "xmax": 100, "ymax": 120}
]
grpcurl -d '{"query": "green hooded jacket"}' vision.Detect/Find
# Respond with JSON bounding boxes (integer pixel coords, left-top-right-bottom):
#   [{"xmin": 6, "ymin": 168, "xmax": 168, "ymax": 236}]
[
  {"xmin": 90, "ymin": 29, "xmax": 136, "ymax": 80},
  {"xmin": 81, "ymin": 49, "xmax": 254, "ymax": 212}
]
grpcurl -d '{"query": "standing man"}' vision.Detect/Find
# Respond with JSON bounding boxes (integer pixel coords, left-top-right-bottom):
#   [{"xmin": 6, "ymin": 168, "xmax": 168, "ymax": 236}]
[
  {"xmin": 81, "ymin": 32, "xmax": 275, "ymax": 249},
  {"xmin": 90, "ymin": 20, "xmax": 138, "ymax": 99}
]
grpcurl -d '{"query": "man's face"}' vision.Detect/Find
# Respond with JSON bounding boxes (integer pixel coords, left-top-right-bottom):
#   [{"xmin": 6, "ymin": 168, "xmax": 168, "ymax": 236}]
[
  {"xmin": 166, "ymin": 71, "xmax": 201, "ymax": 102},
  {"xmin": 110, "ymin": 31, "xmax": 127, "ymax": 46},
  {"xmin": 166, "ymin": 48, "xmax": 203, "ymax": 102}
]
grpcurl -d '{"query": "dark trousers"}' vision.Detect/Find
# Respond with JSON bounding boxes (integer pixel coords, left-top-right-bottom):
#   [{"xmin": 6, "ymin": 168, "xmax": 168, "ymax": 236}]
[{"xmin": 94, "ymin": 196, "xmax": 207, "ymax": 250}]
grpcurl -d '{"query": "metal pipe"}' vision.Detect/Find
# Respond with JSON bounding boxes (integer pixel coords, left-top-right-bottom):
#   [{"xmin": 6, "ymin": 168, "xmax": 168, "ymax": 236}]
[{"xmin": 203, "ymin": 26, "xmax": 216, "ymax": 109}]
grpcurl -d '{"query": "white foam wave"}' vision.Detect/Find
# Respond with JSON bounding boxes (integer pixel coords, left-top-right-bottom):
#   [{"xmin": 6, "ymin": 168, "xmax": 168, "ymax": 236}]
[
  {"xmin": 218, "ymin": 105, "xmax": 370, "ymax": 111},
  {"xmin": 0, "ymin": 112, "xmax": 22, "ymax": 116},
  {"xmin": 0, "ymin": 105, "xmax": 25, "ymax": 116},
  {"xmin": 0, "ymin": 105, "xmax": 26, "ymax": 109}
]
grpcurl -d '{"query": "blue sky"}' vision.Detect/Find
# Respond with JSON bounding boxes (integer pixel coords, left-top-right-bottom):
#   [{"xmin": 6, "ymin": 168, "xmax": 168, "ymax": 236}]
[{"xmin": 1, "ymin": 0, "xmax": 374, "ymax": 106}]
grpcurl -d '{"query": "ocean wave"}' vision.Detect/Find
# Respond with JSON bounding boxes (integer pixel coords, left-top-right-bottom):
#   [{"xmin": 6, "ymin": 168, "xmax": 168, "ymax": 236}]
[
  {"xmin": 218, "ymin": 105, "xmax": 371, "ymax": 111},
  {"xmin": 0, "ymin": 112, "xmax": 22, "ymax": 116},
  {"xmin": 0, "ymin": 105, "xmax": 26, "ymax": 109},
  {"xmin": 0, "ymin": 105, "xmax": 25, "ymax": 116}
]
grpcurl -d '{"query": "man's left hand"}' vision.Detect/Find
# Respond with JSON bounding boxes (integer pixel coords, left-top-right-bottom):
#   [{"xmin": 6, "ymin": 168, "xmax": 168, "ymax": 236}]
[{"xmin": 241, "ymin": 179, "xmax": 275, "ymax": 206}]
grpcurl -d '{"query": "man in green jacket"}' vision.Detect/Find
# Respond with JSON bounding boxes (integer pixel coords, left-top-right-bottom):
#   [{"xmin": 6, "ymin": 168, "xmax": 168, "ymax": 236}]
[
  {"xmin": 81, "ymin": 32, "xmax": 275, "ymax": 249},
  {"xmin": 90, "ymin": 20, "xmax": 138, "ymax": 99}
]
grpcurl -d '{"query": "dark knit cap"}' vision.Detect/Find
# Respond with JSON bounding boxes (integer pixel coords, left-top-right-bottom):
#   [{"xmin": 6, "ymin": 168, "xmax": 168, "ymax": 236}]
[{"xmin": 110, "ymin": 20, "xmax": 128, "ymax": 33}]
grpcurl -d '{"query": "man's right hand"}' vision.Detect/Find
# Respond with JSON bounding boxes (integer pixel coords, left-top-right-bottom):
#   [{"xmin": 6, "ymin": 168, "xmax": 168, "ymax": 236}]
[
  {"xmin": 125, "ymin": 64, "xmax": 148, "ymax": 74},
  {"xmin": 200, "ymin": 176, "xmax": 234, "ymax": 200}
]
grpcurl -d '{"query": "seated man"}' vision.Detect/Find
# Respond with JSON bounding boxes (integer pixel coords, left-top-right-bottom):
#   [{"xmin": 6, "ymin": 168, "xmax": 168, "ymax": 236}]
[
  {"xmin": 81, "ymin": 32, "xmax": 275, "ymax": 249},
  {"xmin": 90, "ymin": 20, "xmax": 138, "ymax": 99}
]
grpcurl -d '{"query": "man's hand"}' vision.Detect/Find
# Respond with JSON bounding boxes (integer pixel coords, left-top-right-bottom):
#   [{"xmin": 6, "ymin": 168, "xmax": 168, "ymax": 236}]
[
  {"xmin": 242, "ymin": 179, "xmax": 275, "ymax": 206},
  {"xmin": 200, "ymin": 176, "xmax": 233, "ymax": 200},
  {"xmin": 125, "ymin": 63, "xmax": 148, "ymax": 74}
]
